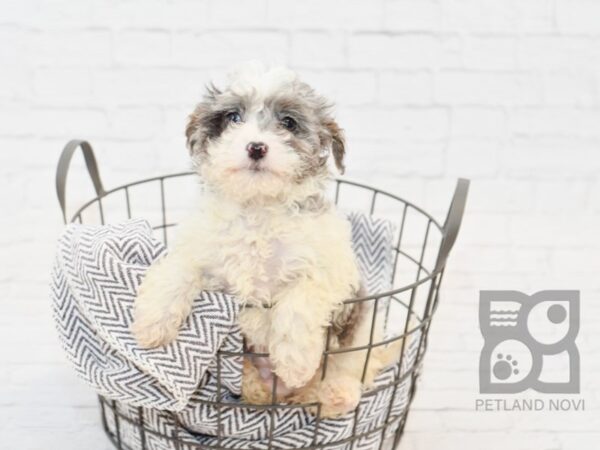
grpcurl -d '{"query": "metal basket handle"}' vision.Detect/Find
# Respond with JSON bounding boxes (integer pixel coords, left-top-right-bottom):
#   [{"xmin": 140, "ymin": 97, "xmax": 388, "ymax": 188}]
[
  {"xmin": 434, "ymin": 178, "xmax": 469, "ymax": 272},
  {"xmin": 56, "ymin": 139, "xmax": 105, "ymax": 223}
]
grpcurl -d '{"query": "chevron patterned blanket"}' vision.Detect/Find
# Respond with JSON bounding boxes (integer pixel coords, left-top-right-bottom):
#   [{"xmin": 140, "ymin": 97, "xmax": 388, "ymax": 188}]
[{"xmin": 51, "ymin": 213, "xmax": 419, "ymax": 450}]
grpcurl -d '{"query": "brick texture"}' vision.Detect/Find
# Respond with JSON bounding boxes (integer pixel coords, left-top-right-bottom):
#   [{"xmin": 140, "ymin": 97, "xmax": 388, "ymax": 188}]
[{"xmin": 1, "ymin": 1, "xmax": 599, "ymax": 449}]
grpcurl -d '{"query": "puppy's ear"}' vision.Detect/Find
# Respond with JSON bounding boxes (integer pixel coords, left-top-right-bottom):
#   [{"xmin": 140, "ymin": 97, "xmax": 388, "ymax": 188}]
[
  {"xmin": 185, "ymin": 104, "xmax": 208, "ymax": 155},
  {"xmin": 185, "ymin": 84, "xmax": 222, "ymax": 155},
  {"xmin": 323, "ymin": 118, "xmax": 346, "ymax": 174}
]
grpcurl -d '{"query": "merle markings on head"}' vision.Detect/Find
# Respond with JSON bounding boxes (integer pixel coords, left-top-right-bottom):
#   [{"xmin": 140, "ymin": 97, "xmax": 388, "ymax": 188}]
[{"xmin": 185, "ymin": 64, "xmax": 346, "ymax": 203}]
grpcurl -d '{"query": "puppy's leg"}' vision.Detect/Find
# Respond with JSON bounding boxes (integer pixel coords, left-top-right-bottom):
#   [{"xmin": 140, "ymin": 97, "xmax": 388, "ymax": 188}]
[
  {"xmin": 309, "ymin": 343, "xmax": 399, "ymax": 418},
  {"xmin": 317, "ymin": 367, "xmax": 362, "ymax": 418},
  {"xmin": 241, "ymin": 359, "xmax": 273, "ymax": 405},
  {"xmin": 287, "ymin": 363, "xmax": 362, "ymax": 418},
  {"xmin": 132, "ymin": 250, "xmax": 204, "ymax": 348},
  {"xmin": 238, "ymin": 307, "xmax": 271, "ymax": 351},
  {"xmin": 268, "ymin": 280, "xmax": 336, "ymax": 389},
  {"xmin": 310, "ymin": 305, "xmax": 400, "ymax": 417}
]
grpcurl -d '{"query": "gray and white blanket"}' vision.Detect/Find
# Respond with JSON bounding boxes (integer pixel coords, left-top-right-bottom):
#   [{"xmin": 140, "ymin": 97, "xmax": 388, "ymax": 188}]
[{"xmin": 51, "ymin": 213, "xmax": 420, "ymax": 450}]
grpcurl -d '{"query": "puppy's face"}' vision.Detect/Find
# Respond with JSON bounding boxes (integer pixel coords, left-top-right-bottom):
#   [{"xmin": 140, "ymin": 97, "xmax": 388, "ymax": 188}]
[{"xmin": 186, "ymin": 66, "xmax": 345, "ymax": 203}]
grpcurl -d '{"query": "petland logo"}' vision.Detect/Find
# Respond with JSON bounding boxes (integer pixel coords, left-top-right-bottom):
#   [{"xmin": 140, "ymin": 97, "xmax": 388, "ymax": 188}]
[{"xmin": 475, "ymin": 290, "xmax": 584, "ymax": 412}]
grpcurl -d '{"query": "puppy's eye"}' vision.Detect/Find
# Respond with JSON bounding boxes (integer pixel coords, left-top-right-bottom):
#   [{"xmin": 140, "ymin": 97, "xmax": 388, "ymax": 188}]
[
  {"xmin": 280, "ymin": 116, "xmax": 297, "ymax": 131},
  {"xmin": 226, "ymin": 111, "xmax": 242, "ymax": 124}
]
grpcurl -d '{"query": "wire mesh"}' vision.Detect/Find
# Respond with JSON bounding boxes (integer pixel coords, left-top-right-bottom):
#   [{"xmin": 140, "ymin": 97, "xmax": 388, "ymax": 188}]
[{"xmin": 57, "ymin": 140, "xmax": 465, "ymax": 450}]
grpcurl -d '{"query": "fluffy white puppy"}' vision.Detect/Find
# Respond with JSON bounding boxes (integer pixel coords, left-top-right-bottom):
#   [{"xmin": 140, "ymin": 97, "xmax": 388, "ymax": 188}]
[{"xmin": 132, "ymin": 64, "xmax": 396, "ymax": 417}]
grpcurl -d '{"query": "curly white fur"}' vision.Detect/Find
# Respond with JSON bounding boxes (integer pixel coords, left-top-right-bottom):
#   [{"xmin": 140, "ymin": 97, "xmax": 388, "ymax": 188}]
[{"xmin": 132, "ymin": 64, "xmax": 398, "ymax": 417}]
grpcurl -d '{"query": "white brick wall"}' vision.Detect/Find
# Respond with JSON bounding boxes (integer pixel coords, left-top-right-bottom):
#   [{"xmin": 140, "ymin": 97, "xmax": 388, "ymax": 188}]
[{"xmin": 1, "ymin": 1, "xmax": 599, "ymax": 449}]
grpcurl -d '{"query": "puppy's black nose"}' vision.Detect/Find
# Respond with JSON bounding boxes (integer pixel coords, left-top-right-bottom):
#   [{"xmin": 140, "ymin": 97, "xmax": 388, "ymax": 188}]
[{"xmin": 246, "ymin": 142, "xmax": 268, "ymax": 161}]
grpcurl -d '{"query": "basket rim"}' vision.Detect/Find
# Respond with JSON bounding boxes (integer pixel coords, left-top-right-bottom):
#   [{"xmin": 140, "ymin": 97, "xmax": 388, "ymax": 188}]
[{"xmin": 68, "ymin": 171, "xmax": 447, "ymax": 304}]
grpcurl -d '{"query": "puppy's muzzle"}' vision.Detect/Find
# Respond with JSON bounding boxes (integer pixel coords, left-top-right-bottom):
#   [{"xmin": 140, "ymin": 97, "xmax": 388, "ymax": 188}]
[{"xmin": 246, "ymin": 142, "xmax": 268, "ymax": 161}]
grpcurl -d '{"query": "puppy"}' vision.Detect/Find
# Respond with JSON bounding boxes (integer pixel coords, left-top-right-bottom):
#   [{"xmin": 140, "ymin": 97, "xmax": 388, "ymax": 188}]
[{"xmin": 132, "ymin": 64, "xmax": 398, "ymax": 417}]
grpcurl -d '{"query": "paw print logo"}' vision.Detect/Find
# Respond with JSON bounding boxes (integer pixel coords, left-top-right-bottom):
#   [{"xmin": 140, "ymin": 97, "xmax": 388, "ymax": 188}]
[
  {"xmin": 493, "ymin": 354, "xmax": 518, "ymax": 380},
  {"xmin": 479, "ymin": 290, "xmax": 579, "ymax": 394},
  {"xmin": 485, "ymin": 339, "xmax": 531, "ymax": 386}
]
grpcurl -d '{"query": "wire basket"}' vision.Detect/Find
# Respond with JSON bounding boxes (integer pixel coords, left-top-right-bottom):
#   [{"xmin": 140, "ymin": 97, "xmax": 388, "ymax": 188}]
[{"xmin": 55, "ymin": 140, "xmax": 468, "ymax": 450}]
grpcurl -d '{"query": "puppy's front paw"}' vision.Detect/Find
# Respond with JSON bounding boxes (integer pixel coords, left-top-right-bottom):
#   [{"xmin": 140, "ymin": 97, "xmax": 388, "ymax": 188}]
[
  {"xmin": 131, "ymin": 289, "xmax": 186, "ymax": 348},
  {"xmin": 131, "ymin": 313, "xmax": 181, "ymax": 348}
]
